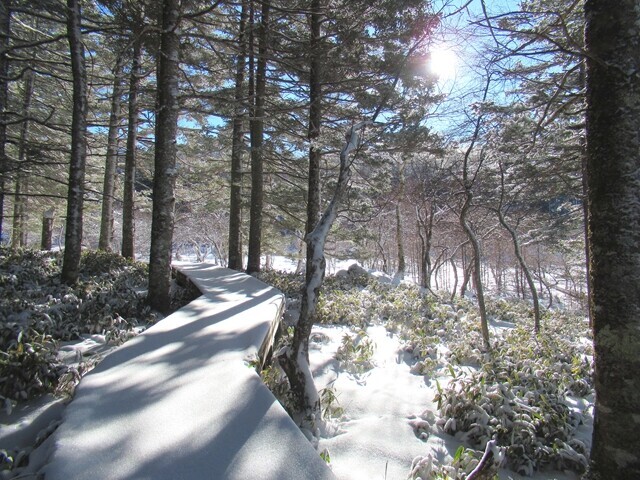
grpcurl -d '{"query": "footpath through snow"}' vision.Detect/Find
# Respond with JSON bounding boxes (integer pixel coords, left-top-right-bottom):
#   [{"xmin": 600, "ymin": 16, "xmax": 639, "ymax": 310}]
[{"xmin": 41, "ymin": 264, "xmax": 334, "ymax": 480}]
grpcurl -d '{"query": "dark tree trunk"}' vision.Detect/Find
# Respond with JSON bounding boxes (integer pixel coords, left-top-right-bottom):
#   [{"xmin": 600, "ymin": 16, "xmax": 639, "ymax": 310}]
[
  {"xmin": 41, "ymin": 209, "xmax": 54, "ymax": 250},
  {"xmin": 99, "ymin": 55, "xmax": 125, "ymax": 251},
  {"xmin": 61, "ymin": 0, "xmax": 88, "ymax": 285},
  {"xmin": 460, "ymin": 250, "xmax": 471, "ymax": 298},
  {"xmin": 585, "ymin": 0, "xmax": 640, "ymax": 477},
  {"xmin": 395, "ymin": 158, "xmax": 406, "ymax": 280},
  {"xmin": 305, "ymin": 0, "xmax": 322, "ymax": 284},
  {"xmin": 460, "ymin": 195, "xmax": 490, "ymax": 350},
  {"xmin": 246, "ymin": 0, "xmax": 269, "ymax": 274},
  {"xmin": 228, "ymin": 0, "xmax": 248, "ymax": 271},
  {"xmin": 148, "ymin": 0, "xmax": 181, "ymax": 314},
  {"xmin": 449, "ymin": 256, "xmax": 458, "ymax": 302},
  {"xmin": 0, "ymin": 1, "xmax": 10, "ymax": 241},
  {"xmin": 121, "ymin": 36, "xmax": 142, "ymax": 259},
  {"xmin": 417, "ymin": 203, "xmax": 434, "ymax": 289},
  {"xmin": 11, "ymin": 68, "xmax": 34, "ymax": 248}
]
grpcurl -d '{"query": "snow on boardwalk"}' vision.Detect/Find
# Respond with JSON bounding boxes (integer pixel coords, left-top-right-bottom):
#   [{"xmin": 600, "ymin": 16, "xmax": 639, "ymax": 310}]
[{"xmin": 44, "ymin": 264, "xmax": 334, "ymax": 480}]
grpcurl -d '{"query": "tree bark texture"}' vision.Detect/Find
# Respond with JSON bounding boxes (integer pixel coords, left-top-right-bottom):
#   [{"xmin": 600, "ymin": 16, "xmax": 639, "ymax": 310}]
[
  {"xmin": 148, "ymin": 0, "xmax": 180, "ymax": 314},
  {"xmin": 279, "ymin": 122, "xmax": 368, "ymax": 435},
  {"xmin": 11, "ymin": 68, "xmax": 34, "ymax": 248},
  {"xmin": 584, "ymin": 0, "xmax": 640, "ymax": 477},
  {"xmin": 417, "ymin": 203, "xmax": 434, "ymax": 289},
  {"xmin": 246, "ymin": 0, "xmax": 269, "ymax": 274},
  {"xmin": 99, "ymin": 56, "xmax": 125, "ymax": 251},
  {"xmin": 305, "ymin": 0, "xmax": 322, "ymax": 284},
  {"xmin": 460, "ymin": 192, "xmax": 490, "ymax": 350},
  {"xmin": 395, "ymin": 157, "xmax": 407, "ymax": 280},
  {"xmin": 41, "ymin": 209, "xmax": 54, "ymax": 250},
  {"xmin": 227, "ymin": 0, "xmax": 248, "ymax": 271},
  {"xmin": 61, "ymin": 0, "xmax": 87, "ymax": 285},
  {"xmin": 121, "ymin": 36, "xmax": 142, "ymax": 259},
  {"xmin": 0, "ymin": 1, "xmax": 10, "ymax": 241}
]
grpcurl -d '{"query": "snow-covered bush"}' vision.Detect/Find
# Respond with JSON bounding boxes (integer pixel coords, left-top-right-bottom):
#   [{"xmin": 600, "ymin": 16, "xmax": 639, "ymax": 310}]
[
  {"xmin": 256, "ymin": 270, "xmax": 304, "ymax": 297},
  {"xmin": 486, "ymin": 297, "xmax": 533, "ymax": 323},
  {"xmin": 410, "ymin": 444, "xmax": 500, "ymax": 480},
  {"xmin": 335, "ymin": 329, "xmax": 375, "ymax": 373},
  {"xmin": 0, "ymin": 248, "xmax": 187, "ymax": 406},
  {"xmin": 0, "ymin": 325, "xmax": 68, "ymax": 402},
  {"xmin": 434, "ymin": 318, "xmax": 592, "ymax": 476}
]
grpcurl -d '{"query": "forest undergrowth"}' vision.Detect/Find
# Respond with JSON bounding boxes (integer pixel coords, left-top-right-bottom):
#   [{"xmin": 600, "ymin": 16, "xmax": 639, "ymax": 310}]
[
  {"xmin": 0, "ymin": 248, "xmax": 197, "ymax": 474},
  {"xmin": 258, "ymin": 268, "xmax": 594, "ymax": 479},
  {"xmin": 0, "ymin": 248, "xmax": 194, "ymax": 413}
]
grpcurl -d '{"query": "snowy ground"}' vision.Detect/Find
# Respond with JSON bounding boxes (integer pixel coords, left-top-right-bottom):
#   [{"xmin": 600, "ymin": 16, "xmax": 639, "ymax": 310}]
[
  {"xmin": 0, "ymin": 256, "xmax": 591, "ymax": 479},
  {"xmin": 312, "ymin": 323, "xmax": 441, "ymax": 480},
  {"xmin": 308, "ymin": 320, "xmax": 588, "ymax": 480}
]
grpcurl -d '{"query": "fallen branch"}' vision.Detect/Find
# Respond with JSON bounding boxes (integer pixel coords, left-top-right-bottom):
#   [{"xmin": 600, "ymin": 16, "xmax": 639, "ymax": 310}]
[{"xmin": 466, "ymin": 439, "xmax": 504, "ymax": 480}]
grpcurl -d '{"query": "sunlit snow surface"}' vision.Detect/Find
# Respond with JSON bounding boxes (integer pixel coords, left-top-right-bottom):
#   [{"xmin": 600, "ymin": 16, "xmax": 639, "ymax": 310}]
[
  {"xmin": 309, "ymin": 321, "xmax": 587, "ymax": 480},
  {"xmin": 313, "ymin": 323, "xmax": 446, "ymax": 479}
]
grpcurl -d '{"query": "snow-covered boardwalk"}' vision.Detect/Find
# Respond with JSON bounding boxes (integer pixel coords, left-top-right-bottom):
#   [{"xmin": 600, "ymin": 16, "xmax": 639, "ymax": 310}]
[{"xmin": 44, "ymin": 264, "xmax": 334, "ymax": 480}]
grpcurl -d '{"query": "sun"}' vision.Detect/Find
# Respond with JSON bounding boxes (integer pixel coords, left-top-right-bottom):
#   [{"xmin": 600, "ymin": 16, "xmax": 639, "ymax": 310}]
[{"xmin": 428, "ymin": 46, "xmax": 457, "ymax": 81}]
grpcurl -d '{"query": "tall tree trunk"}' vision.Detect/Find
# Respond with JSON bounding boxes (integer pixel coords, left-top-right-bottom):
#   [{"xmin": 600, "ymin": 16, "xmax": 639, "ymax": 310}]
[
  {"xmin": 99, "ymin": 55, "xmax": 125, "ymax": 251},
  {"xmin": 228, "ymin": 0, "xmax": 248, "ymax": 271},
  {"xmin": 11, "ymin": 68, "xmax": 34, "ymax": 248},
  {"xmin": 578, "ymin": 58, "xmax": 592, "ymax": 329},
  {"xmin": 395, "ymin": 157, "xmax": 407, "ymax": 280},
  {"xmin": 0, "ymin": 0, "xmax": 10, "ymax": 241},
  {"xmin": 246, "ymin": 0, "xmax": 269, "ymax": 274},
  {"xmin": 416, "ymin": 203, "xmax": 434, "ymax": 290},
  {"xmin": 41, "ymin": 209, "xmax": 54, "ymax": 251},
  {"xmin": 61, "ymin": 0, "xmax": 87, "ymax": 285},
  {"xmin": 449, "ymin": 256, "xmax": 458, "ymax": 302},
  {"xmin": 279, "ymin": 122, "xmax": 368, "ymax": 437},
  {"xmin": 121, "ymin": 36, "xmax": 142, "ymax": 259},
  {"xmin": 148, "ymin": 0, "xmax": 180, "ymax": 314},
  {"xmin": 497, "ymin": 212, "xmax": 540, "ymax": 331},
  {"xmin": 458, "ymin": 76, "xmax": 490, "ymax": 351},
  {"xmin": 585, "ymin": 1, "xmax": 640, "ymax": 477},
  {"xmin": 305, "ymin": 0, "xmax": 322, "ymax": 284}
]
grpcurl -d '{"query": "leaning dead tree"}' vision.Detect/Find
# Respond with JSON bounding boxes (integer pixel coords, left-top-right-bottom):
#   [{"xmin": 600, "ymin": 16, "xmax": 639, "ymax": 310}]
[{"xmin": 279, "ymin": 121, "xmax": 370, "ymax": 438}]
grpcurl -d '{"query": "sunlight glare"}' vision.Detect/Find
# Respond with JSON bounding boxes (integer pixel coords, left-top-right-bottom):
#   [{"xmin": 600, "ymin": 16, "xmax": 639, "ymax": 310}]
[{"xmin": 428, "ymin": 47, "xmax": 457, "ymax": 81}]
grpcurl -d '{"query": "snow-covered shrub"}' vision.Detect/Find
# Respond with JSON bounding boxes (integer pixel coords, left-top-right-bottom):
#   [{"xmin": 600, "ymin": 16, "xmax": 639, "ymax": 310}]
[
  {"xmin": 317, "ymin": 289, "xmax": 375, "ymax": 327},
  {"xmin": 410, "ymin": 445, "xmax": 500, "ymax": 480},
  {"xmin": 486, "ymin": 297, "xmax": 533, "ymax": 323},
  {"xmin": 256, "ymin": 270, "xmax": 304, "ymax": 297},
  {"xmin": 319, "ymin": 385, "xmax": 344, "ymax": 419},
  {"xmin": 435, "ymin": 369, "xmax": 588, "ymax": 476},
  {"xmin": 0, "ymin": 248, "xmax": 184, "ymax": 405},
  {"xmin": 434, "ymin": 317, "xmax": 592, "ymax": 476},
  {"xmin": 335, "ymin": 329, "xmax": 375, "ymax": 373},
  {"xmin": 0, "ymin": 325, "xmax": 68, "ymax": 402}
]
